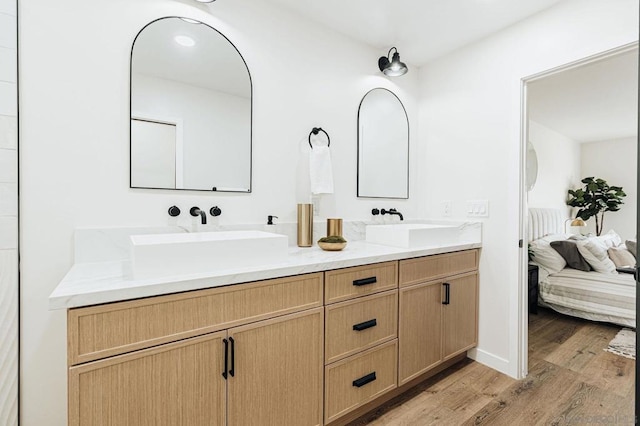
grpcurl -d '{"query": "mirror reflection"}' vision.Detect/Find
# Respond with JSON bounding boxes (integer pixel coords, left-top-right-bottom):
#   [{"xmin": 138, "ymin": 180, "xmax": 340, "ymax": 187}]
[
  {"xmin": 357, "ymin": 88, "xmax": 409, "ymax": 199},
  {"xmin": 130, "ymin": 17, "xmax": 252, "ymax": 192}
]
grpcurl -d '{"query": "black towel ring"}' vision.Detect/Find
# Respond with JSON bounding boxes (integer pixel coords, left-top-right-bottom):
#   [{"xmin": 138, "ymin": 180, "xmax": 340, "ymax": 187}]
[{"xmin": 308, "ymin": 127, "xmax": 330, "ymax": 149}]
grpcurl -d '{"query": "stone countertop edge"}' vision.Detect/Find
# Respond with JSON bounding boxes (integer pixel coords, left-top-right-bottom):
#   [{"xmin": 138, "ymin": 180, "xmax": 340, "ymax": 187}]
[{"xmin": 50, "ymin": 240, "xmax": 482, "ymax": 310}]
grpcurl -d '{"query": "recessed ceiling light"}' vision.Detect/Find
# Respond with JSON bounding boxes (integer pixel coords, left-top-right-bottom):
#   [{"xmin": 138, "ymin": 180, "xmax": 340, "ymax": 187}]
[{"xmin": 174, "ymin": 35, "xmax": 196, "ymax": 47}]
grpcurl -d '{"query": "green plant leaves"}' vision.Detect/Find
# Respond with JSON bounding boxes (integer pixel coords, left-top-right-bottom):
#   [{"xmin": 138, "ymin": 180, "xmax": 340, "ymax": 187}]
[{"xmin": 566, "ymin": 177, "xmax": 626, "ymax": 236}]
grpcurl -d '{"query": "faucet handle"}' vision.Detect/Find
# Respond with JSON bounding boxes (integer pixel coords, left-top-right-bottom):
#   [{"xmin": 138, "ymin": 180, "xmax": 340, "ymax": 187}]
[
  {"xmin": 210, "ymin": 206, "xmax": 222, "ymax": 217},
  {"xmin": 372, "ymin": 208, "xmax": 380, "ymax": 216},
  {"xmin": 267, "ymin": 215, "xmax": 278, "ymax": 225},
  {"xmin": 168, "ymin": 206, "xmax": 181, "ymax": 217}
]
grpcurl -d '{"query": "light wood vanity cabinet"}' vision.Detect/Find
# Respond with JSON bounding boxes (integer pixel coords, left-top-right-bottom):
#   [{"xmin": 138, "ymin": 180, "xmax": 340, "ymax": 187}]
[
  {"xmin": 398, "ymin": 251, "xmax": 479, "ymax": 385},
  {"xmin": 398, "ymin": 281, "xmax": 443, "ymax": 384},
  {"xmin": 68, "ymin": 274, "xmax": 324, "ymax": 426},
  {"xmin": 323, "ymin": 263, "xmax": 399, "ymax": 424},
  {"xmin": 66, "ymin": 250, "xmax": 479, "ymax": 426},
  {"xmin": 69, "ymin": 332, "xmax": 228, "ymax": 426},
  {"xmin": 442, "ymin": 272, "xmax": 479, "ymax": 360},
  {"xmin": 226, "ymin": 309, "xmax": 324, "ymax": 426}
]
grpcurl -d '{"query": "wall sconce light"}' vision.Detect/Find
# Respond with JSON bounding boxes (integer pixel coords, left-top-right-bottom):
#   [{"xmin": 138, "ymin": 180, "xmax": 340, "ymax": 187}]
[
  {"xmin": 378, "ymin": 47, "xmax": 408, "ymax": 77},
  {"xmin": 564, "ymin": 217, "xmax": 586, "ymax": 233}
]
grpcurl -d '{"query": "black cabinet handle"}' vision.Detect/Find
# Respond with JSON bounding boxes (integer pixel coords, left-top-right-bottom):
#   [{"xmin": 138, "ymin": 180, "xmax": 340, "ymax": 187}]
[
  {"xmin": 229, "ymin": 337, "xmax": 235, "ymax": 377},
  {"xmin": 443, "ymin": 283, "xmax": 450, "ymax": 305},
  {"xmin": 353, "ymin": 319, "xmax": 377, "ymax": 331},
  {"xmin": 352, "ymin": 372, "xmax": 377, "ymax": 388},
  {"xmin": 222, "ymin": 338, "xmax": 229, "ymax": 379},
  {"xmin": 353, "ymin": 277, "xmax": 377, "ymax": 287}
]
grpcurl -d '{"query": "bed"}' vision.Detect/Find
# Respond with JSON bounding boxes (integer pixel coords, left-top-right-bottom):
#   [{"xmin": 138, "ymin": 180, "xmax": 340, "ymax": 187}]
[{"xmin": 528, "ymin": 208, "xmax": 636, "ymax": 328}]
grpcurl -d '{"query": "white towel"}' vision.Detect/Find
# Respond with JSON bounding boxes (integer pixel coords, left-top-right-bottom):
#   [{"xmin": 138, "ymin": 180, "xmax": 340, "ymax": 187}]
[{"xmin": 309, "ymin": 146, "xmax": 334, "ymax": 194}]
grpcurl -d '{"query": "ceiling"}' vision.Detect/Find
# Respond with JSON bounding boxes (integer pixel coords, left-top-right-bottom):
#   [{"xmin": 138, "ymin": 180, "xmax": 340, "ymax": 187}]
[
  {"xmin": 262, "ymin": 0, "xmax": 566, "ymax": 65},
  {"xmin": 132, "ymin": 18, "xmax": 250, "ymax": 97},
  {"xmin": 528, "ymin": 49, "xmax": 638, "ymax": 143}
]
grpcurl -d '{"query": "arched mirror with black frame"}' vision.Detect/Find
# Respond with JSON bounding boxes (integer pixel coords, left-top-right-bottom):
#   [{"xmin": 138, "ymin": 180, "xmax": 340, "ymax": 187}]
[
  {"xmin": 130, "ymin": 17, "xmax": 252, "ymax": 192},
  {"xmin": 357, "ymin": 88, "xmax": 409, "ymax": 199}
]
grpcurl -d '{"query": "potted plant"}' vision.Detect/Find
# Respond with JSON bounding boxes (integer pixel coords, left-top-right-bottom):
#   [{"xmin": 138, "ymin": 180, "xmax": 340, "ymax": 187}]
[{"xmin": 566, "ymin": 177, "xmax": 626, "ymax": 236}]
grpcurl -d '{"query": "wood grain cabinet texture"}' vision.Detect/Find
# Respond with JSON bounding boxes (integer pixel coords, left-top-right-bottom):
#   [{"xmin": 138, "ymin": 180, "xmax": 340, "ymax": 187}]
[
  {"xmin": 398, "ymin": 250, "xmax": 479, "ymax": 386},
  {"xmin": 66, "ymin": 249, "xmax": 479, "ymax": 426},
  {"xmin": 67, "ymin": 274, "xmax": 324, "ymax": 426},
  {"xmin": 323, "ymin": 263, "xmax": 400, "ymax": 423}
]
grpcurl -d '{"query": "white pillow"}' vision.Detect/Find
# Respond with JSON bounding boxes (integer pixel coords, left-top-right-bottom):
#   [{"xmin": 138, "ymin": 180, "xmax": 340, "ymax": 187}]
[
  {"xmin": 576, "ymin": 238, "xmax": 617, "ymax": 273},
  {"xmin": 529, "ymin": 234, "xmax": 567, "ymax": 274},
  {"xmin": 598, "ymin": 230, "xmax": 622, "ymax": 248}
]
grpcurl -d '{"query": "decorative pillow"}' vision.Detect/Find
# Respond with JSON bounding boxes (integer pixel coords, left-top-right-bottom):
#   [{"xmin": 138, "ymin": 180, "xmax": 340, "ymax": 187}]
[
  {"xmin": 598, "ymin": 230, "xmax": 622, "ymax": 249},
  {"xmin": 608, "ymin": 246, "xmax": 636, "ymax": 268},
  {"xmin": 550, "ymin": 240, "xmax": 591, "ymax": 271},
  {"xmin": 529, "ymin": 234, "xmax": 567, "ymax": 274},
  {"xmin": 626, "ymin": 240, "xmax": 637, "ymax": 258},
  {"xmin": 576, "ymin": 238, "xmax": 617, "ymax": 274}
]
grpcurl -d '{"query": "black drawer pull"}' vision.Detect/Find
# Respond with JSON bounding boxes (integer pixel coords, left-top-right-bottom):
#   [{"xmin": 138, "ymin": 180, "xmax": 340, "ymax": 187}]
[
  {"xmin": 353, "ymin": 319, "xmax": 377, "ymax": 331},
  {"xmin": 222, "ymin": 338, "xmax": 229, "ymax": 379},
  {"xmin": 353, "ymin": 372, "xmax": 377, "ymax": 388},
  {"xmin": 353, "ymin": 277, "xmax": 377, "ymax": 287},
  {"xmin": 229, "ymin": 337, "xmax": 235, "ymax": 377},
  {"xmin": 443, "ymin": 282, "xmax": 450, "ymax": 305}
]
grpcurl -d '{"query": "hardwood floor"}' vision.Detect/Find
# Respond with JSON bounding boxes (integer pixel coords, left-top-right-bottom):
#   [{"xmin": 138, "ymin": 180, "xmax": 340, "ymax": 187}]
[{"xmin": 353, "ymin": 308, "xmax": 635, "ymax": 425}]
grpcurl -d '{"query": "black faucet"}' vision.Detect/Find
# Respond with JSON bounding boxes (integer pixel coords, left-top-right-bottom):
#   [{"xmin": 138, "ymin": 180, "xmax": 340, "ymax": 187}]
[
  {"xmin": 190, "ymin": 207, "xmax": 207, "ymax": 224},
  {"xmin": 381, "ymin": 208, "xmax": 403, "ymax": 221}
]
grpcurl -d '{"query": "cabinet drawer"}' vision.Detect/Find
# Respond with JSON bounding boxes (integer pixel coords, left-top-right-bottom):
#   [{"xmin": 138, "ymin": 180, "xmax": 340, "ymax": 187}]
[
  {"xmin": 325, "ymin": 291, "xmax": 397, "ymax": 364},
  {"xmin": 324, "ymin": 339, "xmax": 398, "ymax": 424},
  {"xmin": 325, "ymin": 261, "xmax": 398, "ymax": 304},
  {"xmin": 399, "ymin": 250, "xmax": 478, "ymax": 287},
  {"xmin": 68, "ymin": 273, "xmax": 323, "ymax": 365}
]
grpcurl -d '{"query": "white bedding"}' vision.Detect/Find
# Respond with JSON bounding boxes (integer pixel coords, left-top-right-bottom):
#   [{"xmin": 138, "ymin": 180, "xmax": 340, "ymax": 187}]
[{"xmin": 539, "ymin": 268, "xmax": 636, "ymax": 328}]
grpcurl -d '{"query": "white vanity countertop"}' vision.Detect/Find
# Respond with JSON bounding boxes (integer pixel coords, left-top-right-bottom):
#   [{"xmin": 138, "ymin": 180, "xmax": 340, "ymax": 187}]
[{"xmin": 50, "ymin": 240, "xmax": 481, "ymax": 310}]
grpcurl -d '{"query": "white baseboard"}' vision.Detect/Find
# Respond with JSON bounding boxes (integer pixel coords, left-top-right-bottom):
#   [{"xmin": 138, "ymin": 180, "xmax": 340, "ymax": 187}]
[{"xmin": 467, "ymin": 348, "xmax": 515, "ymax": 377}]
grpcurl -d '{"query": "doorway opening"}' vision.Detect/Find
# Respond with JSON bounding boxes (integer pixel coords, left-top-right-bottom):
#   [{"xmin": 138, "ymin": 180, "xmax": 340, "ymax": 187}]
[{"xmin": 519, "ymin": 42, "xmax": 638, "ymax": 417}]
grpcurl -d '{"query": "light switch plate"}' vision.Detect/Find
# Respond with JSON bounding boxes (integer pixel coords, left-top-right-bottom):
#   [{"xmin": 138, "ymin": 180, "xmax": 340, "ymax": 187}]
[{"xmin": 466, "ymin": 200, "xmax": 489, "ymax": 217}]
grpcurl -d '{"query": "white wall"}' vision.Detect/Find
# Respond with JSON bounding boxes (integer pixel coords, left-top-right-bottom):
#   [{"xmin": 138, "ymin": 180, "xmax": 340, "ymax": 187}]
[
  {"xmin": 528, "ymin": 120, "xmax": 581, "ymax": 216},
  {"xmin": 19, "ymin": 0, "xmax": 421, "ymax": 424},
  {"xmin": 419, "ymin": 0, "xmax": 638, "ymax": 377},
  {"xmin": 133, "ymin": 74, "xmax": 251, "ymax": 190},
  {"xmin": 0, "ymin": 0, "xmax": 18, "ymax": 424},
  {"xmin": 581, "ymin": 137, "xmax": 637, "ymax": 240}
]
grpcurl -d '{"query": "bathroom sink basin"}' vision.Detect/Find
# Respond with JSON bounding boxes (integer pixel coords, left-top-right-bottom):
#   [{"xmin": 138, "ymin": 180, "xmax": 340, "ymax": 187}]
[
  {"xmin": 365, "ymin": 224, "xmax": 459, "ymax": 248},
  {"xmin": 130, "ymin": 230, "xmax": 288, "ymax": 279}
]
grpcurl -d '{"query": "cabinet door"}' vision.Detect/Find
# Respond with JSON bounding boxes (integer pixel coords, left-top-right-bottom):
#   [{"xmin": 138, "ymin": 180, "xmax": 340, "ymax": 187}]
[
  {"xmin": 227, "ymin": 308, "xmax": 324, "ymax": 426},
  {"xmin": 442, "ymin": 272, "xmax": 478, "ymax": 360},
  {"xmin": 69, "ymin": 332, "xmax": 227, "ymax": 426},
  {"xmin": 398, "ymin": 281, "xmax": 442, "ymax": 385}
]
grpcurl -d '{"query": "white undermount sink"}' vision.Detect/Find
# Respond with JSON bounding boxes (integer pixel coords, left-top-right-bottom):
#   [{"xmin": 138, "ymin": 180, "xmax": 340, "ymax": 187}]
[
  {"xmin": 130, "ymin": 230, "xmax": 288, "ymax": 279},
  {"xmin": 366, "ymin": 223, "xmax": 459, "ymax": 248}
]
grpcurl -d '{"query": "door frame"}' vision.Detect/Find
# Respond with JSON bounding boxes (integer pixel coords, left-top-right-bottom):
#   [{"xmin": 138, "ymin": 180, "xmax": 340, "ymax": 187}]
[{"xmin": 518, "ymin": 41, "xmax": 639, "ymax": 378}]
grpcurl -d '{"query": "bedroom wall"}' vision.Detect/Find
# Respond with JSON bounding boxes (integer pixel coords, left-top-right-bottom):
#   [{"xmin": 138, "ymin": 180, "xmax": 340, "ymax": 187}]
[
  {"xmin": 581, "ymin": 136, "xmax": 637, "ymax": 240},
  {"xmin": 419, "ymin": 0, "xmax": 638, "ymax": 377},
  {"xmin": 528, "ymin": 120, "xmax": 581, "ymax": 217}
]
